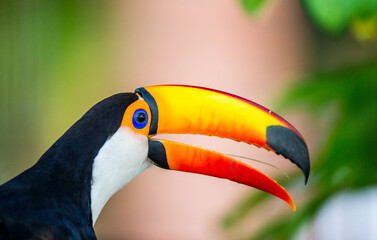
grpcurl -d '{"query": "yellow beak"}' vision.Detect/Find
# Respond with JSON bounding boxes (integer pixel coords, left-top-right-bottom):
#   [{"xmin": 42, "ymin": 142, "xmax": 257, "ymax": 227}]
[{"xmin": 136, "ymin": 85, "xmax": 310, "ymax": 210}]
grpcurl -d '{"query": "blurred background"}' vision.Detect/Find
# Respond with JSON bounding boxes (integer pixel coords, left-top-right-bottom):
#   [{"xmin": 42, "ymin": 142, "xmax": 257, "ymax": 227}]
[{"xmin": 1, "ymin": 0, "xmax": 376, "ymax": 239}]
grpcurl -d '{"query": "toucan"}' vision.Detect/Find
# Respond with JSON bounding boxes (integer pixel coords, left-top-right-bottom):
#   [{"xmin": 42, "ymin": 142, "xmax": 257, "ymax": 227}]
[{"xmin": 0, "ymin": 85, "xmax": 310, "ymax": 239}]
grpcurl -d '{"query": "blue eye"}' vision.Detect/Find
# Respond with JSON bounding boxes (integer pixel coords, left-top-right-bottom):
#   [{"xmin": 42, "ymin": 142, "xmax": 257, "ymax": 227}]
[{"xmin": 132, "ymin": 109, "xmax": 148, "ymax": 129}]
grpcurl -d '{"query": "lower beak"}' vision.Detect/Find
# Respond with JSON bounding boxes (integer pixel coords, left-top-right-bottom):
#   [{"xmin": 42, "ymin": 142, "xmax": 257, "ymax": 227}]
[{"xmin": 136, "ymin": 85, "xmax": 310, "ymax": 210}]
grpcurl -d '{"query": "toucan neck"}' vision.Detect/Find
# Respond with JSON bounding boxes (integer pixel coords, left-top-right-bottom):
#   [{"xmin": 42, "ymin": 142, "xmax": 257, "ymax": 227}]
[
  {"xmin": 5, "ymin": 135, "xmax": 99, "ymax": 227},
  {"xmin": 90, "ymin": 127, "xmax": 150, "ymax": 224},
  {"xmin": 28, "ymin": 122, "xmax": 107, "ymax": 222},
  {"xmin": 29, "ymin": 93, "xmax": 139, "ymax": 224}
]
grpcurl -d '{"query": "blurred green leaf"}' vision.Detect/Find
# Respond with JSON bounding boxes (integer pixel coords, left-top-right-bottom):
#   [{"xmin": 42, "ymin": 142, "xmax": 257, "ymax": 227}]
[
  {"xmin": 241, "ymin": 0, "xmax": 268, "ymax": 15},
  {"xmin": 302, "ymin": 0, "xmax": 377, "ymax": 39},
  {"xmin": 240, "ymin": 0, "xmax": 377, "ymax": 40},
  {"xmin": 351, "ymin": 15, "xmax": 377, "ymax": 42}
]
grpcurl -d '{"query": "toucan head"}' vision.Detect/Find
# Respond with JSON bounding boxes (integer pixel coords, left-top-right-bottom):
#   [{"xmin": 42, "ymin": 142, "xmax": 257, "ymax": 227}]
[{"xmin": 90, "ymin": 85, "xmax": 310, "ymax": 224}]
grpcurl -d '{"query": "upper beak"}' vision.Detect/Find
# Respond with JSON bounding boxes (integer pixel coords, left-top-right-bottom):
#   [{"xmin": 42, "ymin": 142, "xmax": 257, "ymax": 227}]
[{"xmin": 135, "ymin": 85, "xmax": 310, "ymax": 210}]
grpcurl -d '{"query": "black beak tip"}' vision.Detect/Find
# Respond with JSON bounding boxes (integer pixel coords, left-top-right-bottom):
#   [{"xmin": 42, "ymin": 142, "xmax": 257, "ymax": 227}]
[{"xmin": 266, "ymin": 125, "xmax": 310, "ymax": 184}]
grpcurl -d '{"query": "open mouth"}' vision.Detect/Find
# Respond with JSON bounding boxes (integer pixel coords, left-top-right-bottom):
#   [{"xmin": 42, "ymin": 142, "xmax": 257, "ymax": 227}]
[{"xmin": 135, "ymin": 85, "xmax": 310, "ymax": 210}]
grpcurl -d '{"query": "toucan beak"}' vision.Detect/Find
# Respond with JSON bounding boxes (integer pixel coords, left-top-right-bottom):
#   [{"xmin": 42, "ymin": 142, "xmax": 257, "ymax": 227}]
[{"xmin": 135, "ymin": 85, "xmax": 310, "ymax": 211}]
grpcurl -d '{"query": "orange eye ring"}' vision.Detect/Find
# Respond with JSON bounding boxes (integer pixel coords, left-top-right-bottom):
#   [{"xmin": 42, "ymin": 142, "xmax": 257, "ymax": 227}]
[{"xmin": 121, "ymin": 99, "xmax": 152, "ymax": 136}]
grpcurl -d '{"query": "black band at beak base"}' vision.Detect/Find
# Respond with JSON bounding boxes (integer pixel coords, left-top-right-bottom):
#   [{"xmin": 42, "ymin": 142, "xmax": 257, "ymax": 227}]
[{"xmin": 135, "ymin": 87, "xmax": 159, "ymax": 135}]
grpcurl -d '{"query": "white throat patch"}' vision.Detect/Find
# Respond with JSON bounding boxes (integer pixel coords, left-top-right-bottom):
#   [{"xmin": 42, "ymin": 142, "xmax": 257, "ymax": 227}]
[{"xmin": 90, "ymin": 127, "xmax": 150, "ymax": 224}]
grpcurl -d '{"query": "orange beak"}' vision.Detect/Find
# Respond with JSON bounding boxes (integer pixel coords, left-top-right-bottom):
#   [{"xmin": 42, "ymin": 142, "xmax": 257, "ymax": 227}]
[{"xmin": 136, "ymin": 85, "xmax": 310, "ymax": 211}]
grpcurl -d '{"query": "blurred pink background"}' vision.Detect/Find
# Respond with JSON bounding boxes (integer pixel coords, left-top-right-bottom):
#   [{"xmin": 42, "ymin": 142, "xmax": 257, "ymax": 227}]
[{"xmin": 94, "ymin": 0, "xmax": 315, "ymax": 239}]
